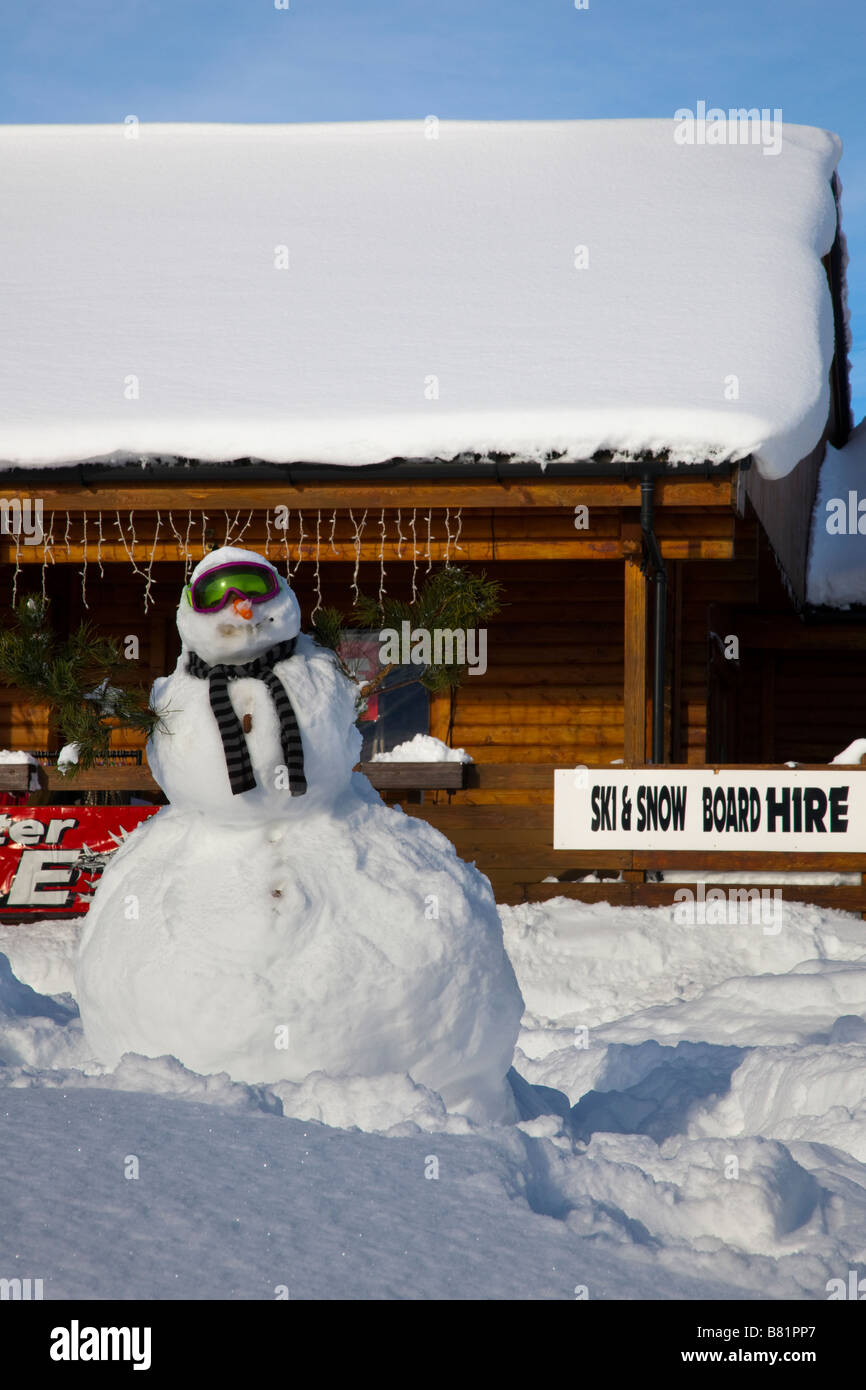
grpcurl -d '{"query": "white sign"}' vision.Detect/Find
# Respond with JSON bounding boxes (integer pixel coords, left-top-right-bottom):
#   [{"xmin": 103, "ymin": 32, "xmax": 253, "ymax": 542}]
[{"xmin": 554, "ymin": 768, "xmax": 864, "ymax": 852}]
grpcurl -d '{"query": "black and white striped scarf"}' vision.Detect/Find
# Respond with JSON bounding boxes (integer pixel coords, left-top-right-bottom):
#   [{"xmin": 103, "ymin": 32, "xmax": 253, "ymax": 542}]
[{"xmin": 187, "ymin": 638, "xmax": 307, "ymax": 797}]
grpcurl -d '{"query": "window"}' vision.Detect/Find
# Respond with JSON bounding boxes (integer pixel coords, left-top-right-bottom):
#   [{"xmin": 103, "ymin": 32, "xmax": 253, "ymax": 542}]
[{"xmin": 337, "ymin": 630, "xmax": 429, "ymax": 760}]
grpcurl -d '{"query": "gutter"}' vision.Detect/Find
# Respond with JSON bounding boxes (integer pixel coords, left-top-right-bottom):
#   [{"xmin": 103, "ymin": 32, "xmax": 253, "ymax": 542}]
[
  {"xmin": 1, "ymin": 453, "xmax": 751, "ymax": 487},
  {"xmin": 827, "ymin": 173, "xmax": 853, "ymax": 449}
]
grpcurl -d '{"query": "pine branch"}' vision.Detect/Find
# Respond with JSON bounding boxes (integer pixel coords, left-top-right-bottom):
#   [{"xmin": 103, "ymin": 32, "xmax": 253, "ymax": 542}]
[
  {"xmin": 315, "ymin": 566, "xmax": 502, "ymax": 701},
  {"xmin": 0, "ymin": 594, "xmax": 166, "ymax": 773}
]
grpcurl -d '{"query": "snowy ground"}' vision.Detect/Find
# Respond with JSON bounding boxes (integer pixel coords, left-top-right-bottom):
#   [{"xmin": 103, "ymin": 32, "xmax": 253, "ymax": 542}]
[{"xmin": 3, "ymin": 897, "xmax": 866, "ymax": 1300}]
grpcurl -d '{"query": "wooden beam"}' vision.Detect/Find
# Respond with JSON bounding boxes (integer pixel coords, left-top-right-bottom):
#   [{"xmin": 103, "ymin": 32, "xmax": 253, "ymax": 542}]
[
  {"xmin": 9, "ymin": 475, "xmax": 736, "ymax": 514},
  {"xmin": 0, "ymin": 537, "xmax": 736, "ymax": 564},
  {"xmin": 6, "ymin": 760, "xmax": 466, "ymax": 796},
  {"xmin": 0, "ymin": 765, "xmax": 31, "ymax": 792},
  {"xmin": 623, "ymin": 557, "xmax": 647, "ymax": 763}
]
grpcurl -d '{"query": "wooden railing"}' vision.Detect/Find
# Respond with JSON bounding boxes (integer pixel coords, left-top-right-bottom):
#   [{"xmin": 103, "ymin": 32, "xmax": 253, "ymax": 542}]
[
  {"xmin": 4, "ymin": 760, "xmax": 865, "ymax": 914},
  {"xmin": 0, "ymin": 759, "xmax": 465, "ymax": 798}
]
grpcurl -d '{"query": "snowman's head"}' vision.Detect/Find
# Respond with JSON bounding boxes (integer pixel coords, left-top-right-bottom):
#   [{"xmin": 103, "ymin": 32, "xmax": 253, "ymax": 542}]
[{"xmin": 177, "ymin": 546, "xmax": 301, "ymax": 666}]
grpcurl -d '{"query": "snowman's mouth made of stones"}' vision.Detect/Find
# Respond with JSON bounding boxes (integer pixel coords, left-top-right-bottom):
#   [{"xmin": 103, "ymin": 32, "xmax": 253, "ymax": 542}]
[{"xmin": 216, "ymin": 615, "xmax": 274, "ymax": 638}]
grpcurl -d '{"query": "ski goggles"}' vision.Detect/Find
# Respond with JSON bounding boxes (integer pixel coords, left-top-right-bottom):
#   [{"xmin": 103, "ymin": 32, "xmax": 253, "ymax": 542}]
[{"xmin": 185, "ymin": 562, "xmax": 281, "ymax": 614}]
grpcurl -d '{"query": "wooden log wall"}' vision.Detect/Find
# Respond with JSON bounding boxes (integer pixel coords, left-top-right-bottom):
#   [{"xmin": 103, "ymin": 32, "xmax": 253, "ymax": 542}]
[{"xmin": 4, "ymin": 494, "xmax": 852, "ymax": 789}]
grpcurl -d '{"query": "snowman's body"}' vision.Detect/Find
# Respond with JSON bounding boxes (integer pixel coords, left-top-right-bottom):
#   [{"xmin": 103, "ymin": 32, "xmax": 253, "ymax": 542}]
[
  {"xmin": 147, "ymin": 630, "xmax": 359, "ymax": 821},
  {"xmin": 76, "ymin": 548, "xmax": 523, "ymax": 1121}
]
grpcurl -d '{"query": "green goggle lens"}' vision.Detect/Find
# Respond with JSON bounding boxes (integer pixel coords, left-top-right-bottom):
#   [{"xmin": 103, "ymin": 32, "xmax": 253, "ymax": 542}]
[{"xmin": 190, "ymin": 565, "xmax": 279, "ymax": 612}]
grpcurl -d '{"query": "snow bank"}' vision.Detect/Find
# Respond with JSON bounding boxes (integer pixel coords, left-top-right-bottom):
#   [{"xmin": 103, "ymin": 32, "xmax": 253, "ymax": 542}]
[
  {"xmin": 500, "ymin": 895, "xmax": 865, "ymax": 1032},
  {"xmin": 372, "ymin": 734, "xmax": 472, "ymax": 763},
  {"xmin": 0, "ymin": 120, "xmax": 841, "ymax": 479},
  {"xmin": 832, "ymin": 736, "xmax": 866, "ymax": 764},
  {"xmin": 6, "ymin": 885, "xmax": 866, "ymax": 1297}
]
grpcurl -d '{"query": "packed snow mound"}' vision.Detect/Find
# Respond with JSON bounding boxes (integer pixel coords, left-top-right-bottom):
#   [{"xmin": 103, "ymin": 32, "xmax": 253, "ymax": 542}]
[
  {"xmin": 75, "ymin": 791, "xmax": 523, "ymax": 1122},
  {"xmin": 271, "ymin": 1070, "xmax": 474, "ymax": 1135},
  {"xmin": 0, "ymin": 120, "xmax": 841, "ymax": 478},
  {"xmin": 832, "ymin": 736, "xmax": 866, "ymax": 764},
  {"xmin": 692, "ymin": 1041, "xmax": 866, "ymax": 1160},
  {"xmin": 500, "ymin": 895, "xmax": 866, "ymax": 1031},
  {"xmin": 372, "ymin": 734, "xmax": 472, "ymax": 763},
  {"xmin": 0, "ymin": 917, "xmax": 80, "ymax": 998}
]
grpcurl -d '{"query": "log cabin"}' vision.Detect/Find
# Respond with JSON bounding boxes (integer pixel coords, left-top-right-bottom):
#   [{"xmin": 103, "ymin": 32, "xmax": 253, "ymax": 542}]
[{"xmin": 0, "ymin": 119, "xmax": 862, "ymax": 903}]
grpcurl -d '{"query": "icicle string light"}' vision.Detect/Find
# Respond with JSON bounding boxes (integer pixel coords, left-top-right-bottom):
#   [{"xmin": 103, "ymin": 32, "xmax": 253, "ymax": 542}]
[
  {"xmin": 12, "ymin": 527, "xmax": 21, "ymax": 609},
  {"xmin": 444, "ymin": 507, "xmax": 452, "ymax": 566},
  {"xmin": 378, "ymin": 508, "xmax": 387, "ymax": 604},
  {"xmin": 329, "ymin": 509, "xmax": 338, "ymax": 555},
  {"xmin": 114, "ymin": 511, "xmax": 146, "ymax": 578},
  {"xmin": 311, "ymin": 510, "xmax": 323, "ymax": 618},
  {"xmin": 200, "ymin": 512, "xmax": 209, "ymax": 558},
  {"xmin": 426, "ymin": 509, "xmax": 433, "ymax": 572},
  {"xmin": 143, "ymin": 512, "xmax": 161, "ymax": 612},
  {"xmin": 40, "ymin": 514, "xmax": 56, "ymax": 604},
  {"xmin": 292, "ymin": 510, "xmax": 306, "ymax": 579},
  {"xmin": 350, "ymin": 509, "xmax": 367, "ymax": 602},
  {"xmin": 236, "ymin": 509, "xmax": 254, "ymax": 547},
  {"xmin": 80, "ymin": 512, "xmax": 89, "ymax": 610},
  {"xmin": 96, "ymin": 512, "xmax": 105, "ymax": 578},
  {"xmin": 410, "ymin": 509, "xmax": 418, "ymax": 603},
  {"xmin": 282, "ymin": 509, "xmax": 290, "ymax": 578},
  {"xmin": 454, "ymin": 506, "xmax": 464, "ymax": 555},
  {"xmin": 65, "ymin": 512, "xmax": 72, "ymax": 560},
  {"xmin": 168, "ymin": 510, "xmax": 187, "ymax": 568},
  {"xmin": 395, "ymin": 508, "xmax": 404, "ymax": 559}
]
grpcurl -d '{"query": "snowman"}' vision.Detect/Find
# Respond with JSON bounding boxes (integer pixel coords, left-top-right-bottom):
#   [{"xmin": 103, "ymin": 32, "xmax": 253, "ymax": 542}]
[{"xmin": 75, "ymin": 547, "xmax": 523, "ymax": 1122}]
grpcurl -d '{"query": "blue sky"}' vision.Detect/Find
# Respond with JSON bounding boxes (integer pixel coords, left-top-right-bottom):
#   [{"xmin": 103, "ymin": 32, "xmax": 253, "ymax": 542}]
[{"xmin": 2, "ymin": 0, "xmax": 864, "ymax": 425}]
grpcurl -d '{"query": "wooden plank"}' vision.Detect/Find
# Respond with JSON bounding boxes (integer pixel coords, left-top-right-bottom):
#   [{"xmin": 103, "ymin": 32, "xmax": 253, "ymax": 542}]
[
  {"xmin": 465, "ymin": 849, "xmax": 632, "ymax": 869},
  {"xmin": 0, "ymin": 538, "xmax": 737, "ymax": 565},
  {"xmin": 632, "ymin": 850, "xmax": 866, "ymax": 871},
  {"xmin": 399, "ymin": 804, "xmax": 552, "ymax": 828},
  {"xmin": 11, "ymin": 476, "xmax": 737, "ymax": 514},
  {"xmin": 356, "ymin": 761, "xmax": 464, "ymax": 790},
  {"xmin": 0, "ymin": 764, "xmax": 31, "ymax": 792},
  {"xmin": 737, "ymin": 616, "xmax": 866, "ymax": 652},
  {"xmin": 504, "ymin": 881, "xmax": 636, "ymax": 904},
  {"xmin": 27, "ymin": 761, "xmax": 466, "ymax": 795},
  {"xmin": 459, "ymin": 762, "xmax": 866, "ymax": 790},
  {"xmin": 42, "ymin": 766, "xmax": 160, "ymax": 791}
]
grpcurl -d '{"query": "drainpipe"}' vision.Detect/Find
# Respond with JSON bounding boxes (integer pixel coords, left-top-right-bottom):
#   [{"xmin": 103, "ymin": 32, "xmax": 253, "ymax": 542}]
[{"xmin": 640, "ymin": 475, "xmax": 667, "ymax": 764}]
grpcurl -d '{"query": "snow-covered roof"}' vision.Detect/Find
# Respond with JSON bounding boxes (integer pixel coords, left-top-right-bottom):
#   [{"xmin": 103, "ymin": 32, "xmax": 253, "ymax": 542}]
[
  {"xmin": 0, "ymin": 120, "xmax": 843, "ymax": 478},
  {"xmin": 807, "ymin": 417, "xmax": 866, "ymax": 607}
]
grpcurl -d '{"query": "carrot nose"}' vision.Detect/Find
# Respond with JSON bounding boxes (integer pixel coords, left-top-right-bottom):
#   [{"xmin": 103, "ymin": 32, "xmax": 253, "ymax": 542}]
[{"xmin": 232, "ymin": 597, "xmax": 254, "ymax": 620}]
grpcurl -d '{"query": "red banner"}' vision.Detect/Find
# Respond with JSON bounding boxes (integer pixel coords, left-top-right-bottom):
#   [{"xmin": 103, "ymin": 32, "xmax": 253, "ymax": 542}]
[{"xmin": 0, "ymin": 806, "xmax": 159, "ymax": 918}]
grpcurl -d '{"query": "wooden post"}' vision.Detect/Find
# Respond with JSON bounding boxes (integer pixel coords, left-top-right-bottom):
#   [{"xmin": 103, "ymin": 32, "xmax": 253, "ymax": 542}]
[
  {"xmin": 624, "ymin": 557, "xmax": 647, "ymax": 764},
  {"xmin": 623, "ymin": 557, "xmax": 648, "ymax": 886}
]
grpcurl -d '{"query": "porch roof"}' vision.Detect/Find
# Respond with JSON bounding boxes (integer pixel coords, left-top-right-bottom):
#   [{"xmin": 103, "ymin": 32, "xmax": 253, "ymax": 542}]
[{"xmin": 0, "ymin": 119, "xmax": 843, "ymax": 480}]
